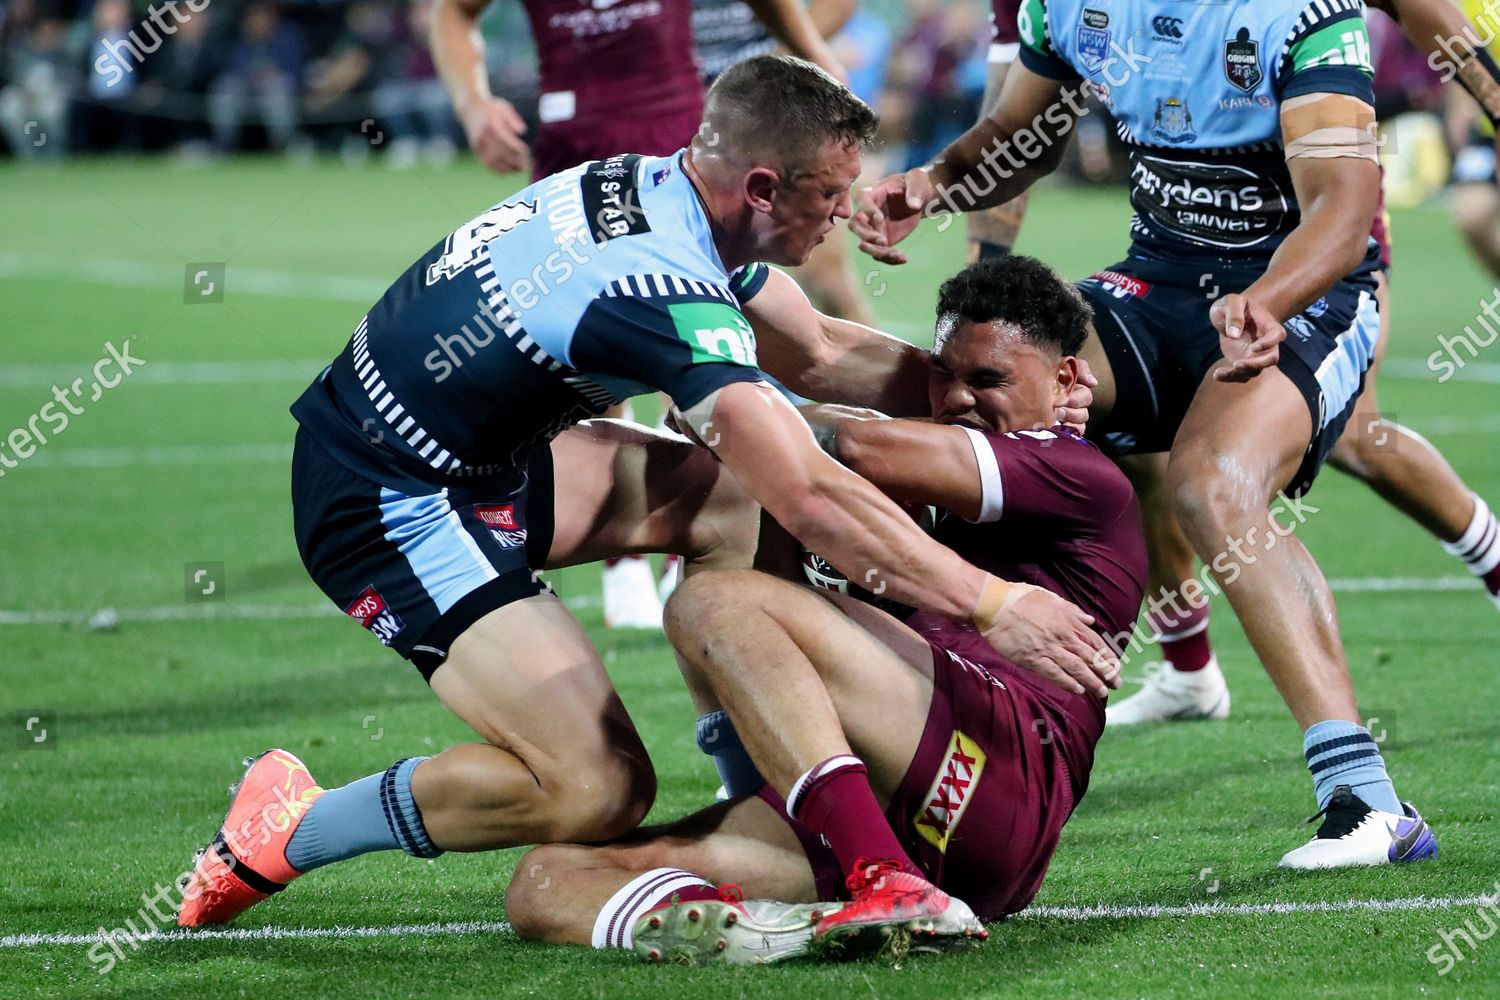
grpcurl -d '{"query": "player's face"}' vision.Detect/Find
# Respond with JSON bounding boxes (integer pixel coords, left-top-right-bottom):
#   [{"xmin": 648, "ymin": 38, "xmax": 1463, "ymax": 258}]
[
  {"xmin": 765, "ymin": 139, "xmax": 862, "ymax": 265},
  {"xmin": 929, "ymin": 319, "xmax": 1067, "ymax": 433}
]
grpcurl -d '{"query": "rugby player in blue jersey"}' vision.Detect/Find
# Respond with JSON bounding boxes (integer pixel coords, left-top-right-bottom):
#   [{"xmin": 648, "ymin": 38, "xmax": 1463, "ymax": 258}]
[
  {"xmin": 853, "ymin": 0, "xmax": 1443, "ymax": 869},
  {"xmin": 176, "ymin": 56, "xmax": 1114, "ymax": 929}
]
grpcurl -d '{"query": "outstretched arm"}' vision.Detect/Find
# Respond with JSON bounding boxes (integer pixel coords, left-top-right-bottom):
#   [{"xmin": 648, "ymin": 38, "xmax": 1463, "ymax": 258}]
[
  {"xmin": 742, "ymin": 0, "xmax": 847, "ymax": 81},
  {"xmin": 680, "ymin": 382, "xmax": 1119, "ymax": 696},
  {"xmin": 431, "ymin": 0, "xmax": 529, "ymax": 173}
]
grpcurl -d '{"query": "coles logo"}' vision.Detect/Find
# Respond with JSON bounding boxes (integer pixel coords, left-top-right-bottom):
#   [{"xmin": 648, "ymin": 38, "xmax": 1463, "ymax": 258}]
[
  {"xmin": 912, "ymin": 730, "xmax": 987, "ymax": 852},
  {"xmin": 1090, "ymin": 269, "xmax": 1152, "ymax": 299},
  {"xmin": 345, "ymin": 585, "xmax": 405, "ymax": 646}
]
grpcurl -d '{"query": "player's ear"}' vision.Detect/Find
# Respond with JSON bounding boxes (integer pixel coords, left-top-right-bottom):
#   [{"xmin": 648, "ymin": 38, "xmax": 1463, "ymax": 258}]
[
  {"xmin": 744, "ymin": 167, "xmax": 779, "ymax": 214},
  {"xmin": 1054, "ymin": 355, "xmax": 1080, "ymax": 402}
]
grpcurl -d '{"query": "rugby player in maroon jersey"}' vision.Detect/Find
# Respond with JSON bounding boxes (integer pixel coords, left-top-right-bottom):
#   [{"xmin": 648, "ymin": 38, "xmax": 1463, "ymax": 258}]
[
  {"xmin": 502, "ymin": 255, "xmax": 1147, "ymax": 963},
  {"xmin": 431, "ymin": 0, "xmax": 842, "ymax": 178}
]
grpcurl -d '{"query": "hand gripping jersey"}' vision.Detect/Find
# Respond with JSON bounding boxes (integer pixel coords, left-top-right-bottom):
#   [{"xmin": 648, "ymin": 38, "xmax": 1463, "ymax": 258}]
[
  {"xmin": 1018, "ymin": 0, "xmax": 1376, "ymax": 262},
  {"xmin": 292, "ymin": 152, "xmax": 771, "ymax": 489}
]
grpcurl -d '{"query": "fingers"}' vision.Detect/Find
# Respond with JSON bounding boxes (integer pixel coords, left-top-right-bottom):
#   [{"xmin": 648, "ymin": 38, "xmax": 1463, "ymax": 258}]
[
  {"xmin": 1213, "ymin": 344, "xmax": 1280, "ymax": 382},
  {"xmin": 857, "ymin": 239, "xmax": 908, "ymax": 265},
  {"xmin": 1214, "ymin": 294, "xmax": 1247, "ymax": 339}
]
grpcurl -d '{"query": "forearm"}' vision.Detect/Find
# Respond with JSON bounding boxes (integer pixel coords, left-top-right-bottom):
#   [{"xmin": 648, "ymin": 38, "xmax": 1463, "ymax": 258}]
[
  {"xmin": 807, "ymin": 0, "xmax": 854, "ymax": 38},
  {"xmin": 778, "ymin": 466, "xmax": 986, "ymax": 622},
  {"xmin": 431, "ymin": 0, "xmax": 492, "ymax": 119},
  {"xmin": 1245, "ymin": 188, "xmax": 1375, "ymax": 320},
  {"xmin": 792, "ymin": 317, "xmax": 931, "ymax": 415},
  {"xmin": 925, "ymin": 116, "xmax": 1058, "ymax": 215},
  {"xmin": 744, "ymin": 0, "xmax": 836, "ymax": 65}
]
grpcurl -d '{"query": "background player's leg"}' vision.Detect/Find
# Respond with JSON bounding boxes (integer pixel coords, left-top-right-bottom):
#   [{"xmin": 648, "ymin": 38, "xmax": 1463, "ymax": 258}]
[
  {"xmin": 1453, "ymin": 177, "xmax": 1500, "ymax": 279},
  {"xmin": 965, "ymin": 57, "xmax": 1030, "ymax": 262},
  {"xmin": 1108, "ymin": 452, "xmax": 1229, "ymax": 726},
  {"xmin": 1167, "ymin": 368, "xmax": 1401, "ymax": 816},
  {"xmin": 505, "ymin": 795, "xmax": 818, "ymax": 947},
  {"xmin": 1328, "ymin": 273, "xmax": 1499, "ymax": 606}
]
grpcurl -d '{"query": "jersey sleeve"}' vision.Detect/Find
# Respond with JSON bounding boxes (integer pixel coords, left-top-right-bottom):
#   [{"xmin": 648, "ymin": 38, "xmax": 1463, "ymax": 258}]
[
  {"xmin": 1276, "ymin": 1, "xmax": 1375, "ymax": 104},
  {"xmin": 569, "ymin": 278, "xmax": 768, "ymax": 410},
  {"xmin": 728, "ymin": 262, "xmax": 771, "ymax": 305},
  {"xmin": 1016, "ymin": 0, "xmax": 1080, "ymax": 81},
  {"xmin": 961, "ymin": 426, "xmax": 1134, "ymax": 533}
]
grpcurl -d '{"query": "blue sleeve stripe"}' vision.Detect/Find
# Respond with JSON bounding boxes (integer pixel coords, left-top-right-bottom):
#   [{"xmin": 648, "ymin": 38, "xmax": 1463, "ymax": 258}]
[
  {"xmin": 1280, "ymin": 66, "xmax": 1374, "ymax": 104},
  {"xmin": 1018, "ymin": 43, "xmax": 1079, "ymax": 81}
]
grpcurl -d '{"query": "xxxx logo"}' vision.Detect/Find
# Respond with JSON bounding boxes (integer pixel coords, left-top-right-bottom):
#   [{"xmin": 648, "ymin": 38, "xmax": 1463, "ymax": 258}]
[{"xmin": 913, "ymin": 731, "xmax": 987, "ymax": 852}]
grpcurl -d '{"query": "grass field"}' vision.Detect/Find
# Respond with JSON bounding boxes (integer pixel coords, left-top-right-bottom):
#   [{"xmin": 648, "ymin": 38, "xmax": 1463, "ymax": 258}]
[{"xmin": 0, "ymin": 157, "xmax": 1497, "ymax": 998}]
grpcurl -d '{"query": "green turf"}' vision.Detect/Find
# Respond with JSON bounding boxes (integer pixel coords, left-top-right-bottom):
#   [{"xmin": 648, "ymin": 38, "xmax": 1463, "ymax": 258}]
[{"xmin": 0, "ymin": 157, "xmax": 1497, "ymax": 998}]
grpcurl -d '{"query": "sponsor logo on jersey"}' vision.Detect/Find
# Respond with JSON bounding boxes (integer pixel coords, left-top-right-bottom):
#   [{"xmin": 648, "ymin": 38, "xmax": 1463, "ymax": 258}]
[
  {"xmin": 668, "ymin": 301, "xmax": 758, "ymax": 367},
  {"xmin": 1224, "ymin": 27, "xmax": 1263, "ymax": 93},
  {"xmin": 1151, "ymin": 15, "xmax": 1183, "ymax": 42},
  {"xmin": 913, "ymin": 730, "xmax": 987, "ymax": 853},
  {"xmin": 1088, "ymin": 269, "xmax": 1152, "ymax": 299},
  {"xmin": 582, "ymin": 153, "xmax": 651, "ymax": 245},
  {"xmin": 475, "ymin": 504, "xmax": 528, "ymax": 549},
  {"xmin": 1149, "ymin": 97, "xmax": 1197, "ymax": 143},
  {"xmin": 345, "ymin": 585, "xmax": 405, "ymax": 646},
  {"xmin": 1218, "ymin": 95, "xmax": 1274, "ymax": 110},
  {"xmin": 1077, "ymin": 9, "xmax": 1111, "ymax": 69},
  {"xmin": 426, "ymin": 199, "xmax": 537, "ymax": 285},
  {"xmin": 1129, "ymin": 155, "xmax": 1290, "ymax": 250}
]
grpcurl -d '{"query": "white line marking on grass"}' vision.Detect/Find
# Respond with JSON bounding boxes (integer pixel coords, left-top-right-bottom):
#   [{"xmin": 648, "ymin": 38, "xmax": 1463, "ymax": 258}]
[
  {"xmin": 5, "ymin": 894, "xmax": 1496, "ymax": 950},
  {"xmin": 0, "ymin": 360, "xmax": 325, "ymax": 388},
  {"xmin": 23, "ymin": 443, "xmax": 290, "ymax": 469},
  {"xmin": 1382, "ymin": 358, "xmax": 1500, "ymax": 384},
  {"xmin": 0, "ymin": 252, "xmax": 386, "ymax": 304}
]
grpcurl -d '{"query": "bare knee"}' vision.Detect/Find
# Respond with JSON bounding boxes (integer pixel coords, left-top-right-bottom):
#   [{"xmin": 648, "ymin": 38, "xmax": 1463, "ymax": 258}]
[
  {"xmin": 505, "ymin": 844, "xmax": 581, "ymax": 941},
  {"xmin": 1167, "ymin": 448, "xmax": 1274, "ymax": 553},
  {"xmin": 663, "ymin": 568, "xmax": 767, "ymax": 652},
  {"xmin": 535, "ymin": 752, "xmax": 656, "ymax": 843}
]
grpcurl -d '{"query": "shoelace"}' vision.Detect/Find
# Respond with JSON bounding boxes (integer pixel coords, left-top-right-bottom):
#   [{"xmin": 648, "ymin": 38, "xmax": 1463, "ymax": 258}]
[
  {"xmin": 717, "ymin": 883, "xmax": 745, "ymax": 903},
  {"xmin": 1303, "ymin": 798, "xmax": 1368, "ymax": 840}
]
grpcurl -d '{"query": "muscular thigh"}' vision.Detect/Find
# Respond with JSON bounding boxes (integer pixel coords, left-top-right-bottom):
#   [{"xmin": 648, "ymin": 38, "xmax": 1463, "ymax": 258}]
[
  {"xmin": 760, "ymin": 582, "xmax": 937, "ymax": 799},
  {"xmin": 429, "ymin": 594, "xmax": 647, "ymax": 781},
  {"xmin": 544, "ymin": 418, "xmax": 755, "ymax": 569}
]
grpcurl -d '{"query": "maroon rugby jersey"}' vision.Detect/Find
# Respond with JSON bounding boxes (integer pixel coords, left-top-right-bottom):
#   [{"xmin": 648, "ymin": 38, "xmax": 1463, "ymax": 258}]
[
  {"xmin": 521, "ymin": 0, "xmax": 704, "ymax": 128},
  {"xmin": 903, "ymin": 425, "xmax": 1147, "ymax": 733},
  {"xmin": 990, "ymin": 0, "xmax": 1021, "ymax": 46}
]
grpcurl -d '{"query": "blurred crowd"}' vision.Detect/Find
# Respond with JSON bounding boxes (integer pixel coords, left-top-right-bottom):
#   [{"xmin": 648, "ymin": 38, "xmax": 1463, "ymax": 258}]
[{"xmin": 0, "ymin": 0, "xmax": 1487, "ymax": 195}]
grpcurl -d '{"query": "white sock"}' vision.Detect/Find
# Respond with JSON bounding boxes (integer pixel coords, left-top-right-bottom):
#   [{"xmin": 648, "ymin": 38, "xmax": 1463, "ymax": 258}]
[
  {"xmin": 590, "ymin": 868, "xmax": 714, "ymax": 950},
  {"xmin": 1442, "ymin": 495, "xmax": 1500, "ymax": 578}
]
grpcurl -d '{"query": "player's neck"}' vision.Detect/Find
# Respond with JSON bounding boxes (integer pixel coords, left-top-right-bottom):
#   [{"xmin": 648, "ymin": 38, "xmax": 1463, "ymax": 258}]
[{"xmin": 683, "ymin": 148, "xmax": 758, "ymax": 272}]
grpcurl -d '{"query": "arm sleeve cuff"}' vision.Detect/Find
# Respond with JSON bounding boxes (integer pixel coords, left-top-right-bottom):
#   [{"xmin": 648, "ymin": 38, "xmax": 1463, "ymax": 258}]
[
  {"xmin": 959, "ymin": 426, "xmax": 1005, "ymax": 523},
  {"xmin": 1018, "ymin": 43, "xmax": 1080, "ymax": 82}
]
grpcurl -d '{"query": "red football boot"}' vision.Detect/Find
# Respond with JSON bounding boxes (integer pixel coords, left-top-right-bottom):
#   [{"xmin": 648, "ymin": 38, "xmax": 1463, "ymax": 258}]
[
  {"xmin": 812, "ymin": 859, "xmax": 987, "ymax": 955},
  {"xmin": 177, "ymin": 749, "xmax": 324, "ymax": 927}
]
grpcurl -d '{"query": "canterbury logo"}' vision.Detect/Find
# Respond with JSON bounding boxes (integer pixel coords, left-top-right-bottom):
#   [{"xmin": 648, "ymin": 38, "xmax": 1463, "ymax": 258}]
[
  {"xmin": 1152, "ymin": 15, "xmax": 1182, "ymax": 38},
  {"xmin": 912, "ymin": 731, "xmax": 986, "ymax": 852}
]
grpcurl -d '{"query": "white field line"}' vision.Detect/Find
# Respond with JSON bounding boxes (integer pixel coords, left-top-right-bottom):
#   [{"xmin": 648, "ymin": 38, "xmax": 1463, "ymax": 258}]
[
  {"xmin": 4, "ymin": 893, "xmax": 1496, "ymax": 950},
  {"xmin": 0, "ymin": 575, "xmax": 1479, "ymax": 627},
  {"xmin": 0, "ymin": 360, "xmax": 326, "ymax": 388}
]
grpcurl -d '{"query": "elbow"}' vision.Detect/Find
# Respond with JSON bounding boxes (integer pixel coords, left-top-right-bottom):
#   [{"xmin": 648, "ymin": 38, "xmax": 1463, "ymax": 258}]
[{"xmin": 831, "ymin": 420, "xmax": 878, "ymax": 480}]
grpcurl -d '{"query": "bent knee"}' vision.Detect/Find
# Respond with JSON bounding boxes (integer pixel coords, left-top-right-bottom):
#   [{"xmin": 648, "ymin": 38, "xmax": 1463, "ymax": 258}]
[
  {"xmin": 532, "ymin": 755, "xmax": 656, "ymax": 844},
  {"xmin": 1166, "ymin": 451, "xmax": 1275, "ymax": 541},
  {"xmin": 505, "ymin": 844, "xmax": 579, "ymax": 941},
  {"xmin": 663, "ymin": 568, "xmax": 766, "ymax": 648}
]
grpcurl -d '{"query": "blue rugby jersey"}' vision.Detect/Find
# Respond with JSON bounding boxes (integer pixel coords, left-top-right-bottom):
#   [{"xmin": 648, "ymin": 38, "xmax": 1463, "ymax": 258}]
[
  {"xmin": 1017, "ymin": 0, "xmax": 1376, "ymax": 263},
  {"xmin": 292, "ymin": 151, "xmax": 771, "ymax": 487}
]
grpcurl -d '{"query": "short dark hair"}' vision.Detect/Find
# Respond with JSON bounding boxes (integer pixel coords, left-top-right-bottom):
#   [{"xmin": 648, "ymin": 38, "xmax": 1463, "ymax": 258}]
[
  {"xmin": 700, "ymin": 55, "xmax": 878, "ymax": 177},
  {"xmin": 934, "ymin": 255, "xmax": 1090, "ymax": 357}
]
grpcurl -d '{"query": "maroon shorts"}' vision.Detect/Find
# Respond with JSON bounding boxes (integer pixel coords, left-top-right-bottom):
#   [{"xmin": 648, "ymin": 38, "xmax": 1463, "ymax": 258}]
[
  {"xmin": 766, "ymin": 637, "xmax": 1102, "ymax": 921},
  {"xmin": 530, "ymin": 99, "xmax": 703, "ymax": 180}
]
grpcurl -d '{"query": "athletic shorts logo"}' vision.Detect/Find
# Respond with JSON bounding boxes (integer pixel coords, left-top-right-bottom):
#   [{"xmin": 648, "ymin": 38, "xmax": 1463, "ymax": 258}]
[
  {"xmin": 1077, "ymin": 9, "xmax": 1111, "ymax": 69},
  {"xmin": 345, "ymin": 585, "xmax": 406, "ymax": 646},
  {"xmin": 1224, "ymin": 28, "xmax": 1263, "ymax": 93},
  {"xmin": 913, "ymin": 730, "xmax": 987, "ymax": 853},
  {"xmin": 475, "ymin": 504, "xmax": 528, "ymax": 549},
  {"xmin": 1088, "ymin": 269, "xmax": 1152, "ymax": 299}
]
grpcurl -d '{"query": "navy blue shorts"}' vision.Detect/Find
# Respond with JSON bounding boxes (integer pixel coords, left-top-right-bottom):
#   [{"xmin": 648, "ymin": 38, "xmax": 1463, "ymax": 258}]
[
  {"xmin": 1078, "ymin": 247, "xmax": 1382, "ymax": 496},
  {"xmin": 291, "ymin": 427, "xmax": 555, "ymax": 680}
]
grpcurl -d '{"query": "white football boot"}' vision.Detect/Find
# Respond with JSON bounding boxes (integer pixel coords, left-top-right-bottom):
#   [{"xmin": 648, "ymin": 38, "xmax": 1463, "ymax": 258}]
[
  {"xmin": 602, "ymin": 556, "xmax": 664, "ymax": 629},
  {"xmin": 1106, "ymin": 656, "xmax": 1231, "ymax": 726},
  {"xmin": 633, "ymin": 894, "xmax": 843, "ymax": 965},
  {"xmin": 1279, "ymin": 785, "xmax": 1438, "ymax": 869}
]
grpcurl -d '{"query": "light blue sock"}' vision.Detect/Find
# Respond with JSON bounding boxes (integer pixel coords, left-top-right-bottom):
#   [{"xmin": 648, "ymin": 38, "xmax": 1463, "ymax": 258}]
[
  {"xmin": 1303, "ymin": 720, "xmax": 1401, "ymax": 814},
  {"xmin": 695, "ymin": 711, "xmax": 764, "ymax": 798},
  {"xmin": 286, "ymin": 757, "xmax": 442, "ymax": 872}
]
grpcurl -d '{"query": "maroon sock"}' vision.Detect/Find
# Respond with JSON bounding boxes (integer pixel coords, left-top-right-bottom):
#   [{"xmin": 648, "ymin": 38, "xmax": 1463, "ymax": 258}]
[
  {"xmin": 786, "ymin": 755, "xmax": 920, "ymax": 879},
  {"xmin": 1147, "ymin": 601, "xmax": 1212, "ymax": 672}
]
